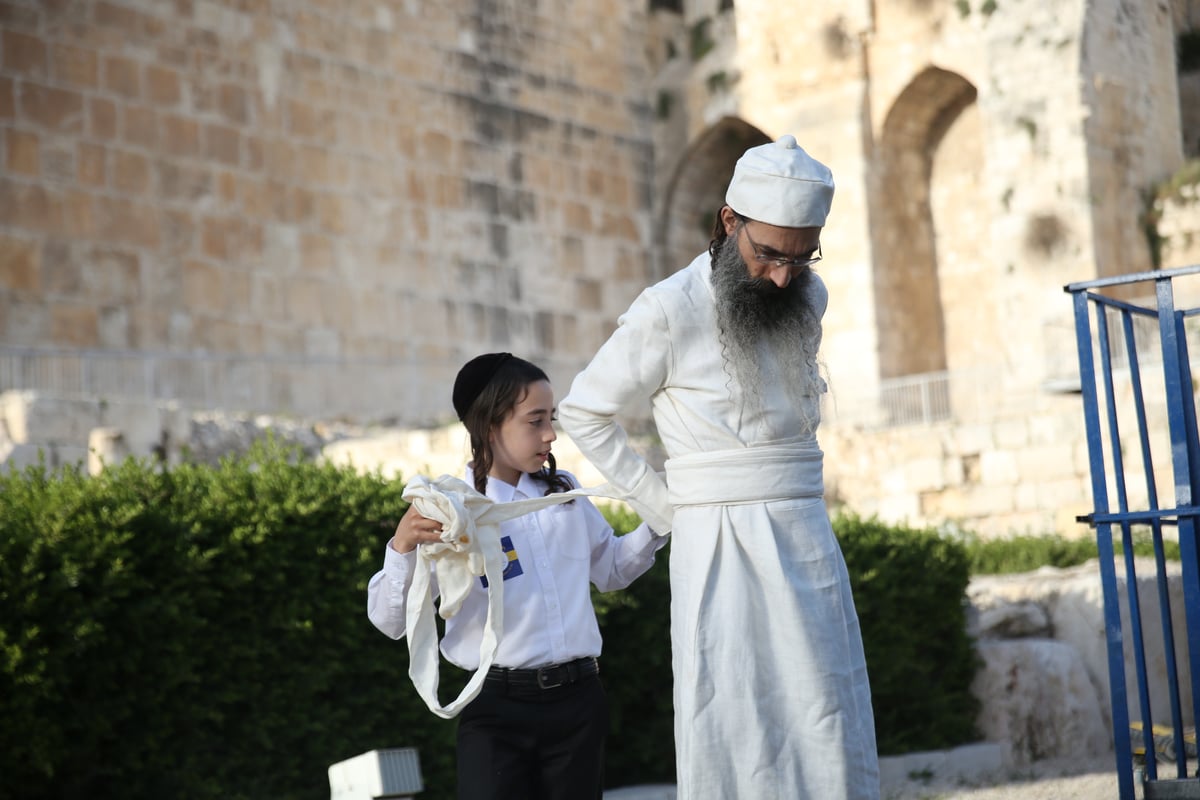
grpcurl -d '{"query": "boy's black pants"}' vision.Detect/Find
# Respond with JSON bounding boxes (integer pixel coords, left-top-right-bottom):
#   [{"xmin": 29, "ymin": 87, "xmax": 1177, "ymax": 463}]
[{"xmin": 456, "ymin": 672, "xmax": 608, "ymax": 800}]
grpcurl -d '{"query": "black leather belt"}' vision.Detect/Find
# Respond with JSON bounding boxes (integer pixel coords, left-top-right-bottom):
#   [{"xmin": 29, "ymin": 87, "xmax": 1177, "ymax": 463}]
[{"xmin": 485, "ymin": 656, "xmax": 599, "ymax": 690}]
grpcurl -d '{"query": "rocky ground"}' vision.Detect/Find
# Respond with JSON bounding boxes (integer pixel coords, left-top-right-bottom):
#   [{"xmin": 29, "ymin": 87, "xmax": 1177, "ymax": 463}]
[
  {"xmin": 883, "ymin": 754, "xmax": 1199, "ymax": 800},
  {"xmin": 604, "ymin": 754, "xmax": 1195, "ymax": 799},
  {"xmin": 881, "ymin": 756, "xmax": 1121, "ymax": 800}
]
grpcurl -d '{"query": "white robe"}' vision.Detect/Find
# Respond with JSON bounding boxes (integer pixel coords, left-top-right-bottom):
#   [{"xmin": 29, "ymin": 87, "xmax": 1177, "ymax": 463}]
[{"xmin": 559, "ymin": 253, "xmax": 880, "ymax": 800}]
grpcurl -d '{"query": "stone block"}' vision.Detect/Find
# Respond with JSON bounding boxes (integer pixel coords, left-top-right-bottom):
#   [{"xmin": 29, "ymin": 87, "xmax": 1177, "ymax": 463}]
[
  {"xmin": 904, "ymin": 455, "xmax": 947, "ymax": 492},
  {"xmin": 53, "ymin": 43, "xmax": 98, "ymax": 89},
  {"xmin": 49, "ymin": 305, "xmax": 99, "ymax": 346},
  {"xmin": 3, "ymin": 30, "xmax": 46, "ymax": 75},
  {"xmin": 61, "ymin": 189, "xmax": 96, "ymax": 238},
  {"xmin": 99, "ymin": 399, "xmax": 163, "ymax": 456},
  {"xmin": 112, "ymin": 150, "xmax": 150, "ymax": 194},
  {"xmin": 971, "ymin": 638, "xmax": 1110, "ymax": 764},
  {"xmin": 1, "ymin": 442, "xmax": 53, "ymax": 471},
  {"xmin": 3, "ymin": 391, "xmax": 102, "ymax": 444},
  {"xmin": 182, "ymin": 259, "xmax": 223, "ymax": 309},
  {"xmin": 102, "ymin": 54, "xmax": 141, "ymax": 99},
  {"xmin": 1055, "ymin": 504, "xmax": 1092, "ymax": 538},
  {"xmin": 146, "ymin": 65, "xmax": 181, "ymax": 106},
  {"xmin": 97, "ymin": 199, "xmax": 160, "ymax": 249},
  {"xmin": 980, "ymin": 450, "xmax": 1020, "ymax": 485},
  {"xmin": 920, "ymin": 486, "xmax": 969, "ymax": 520},
  {"xmin": 963, "ymin": 484, "xmax": 1017, "ymax": 518},
  {"xmin": 0, "ymin": 178, "xmax": 59, "ymax": 231},
  {"xmin": 202, "ymin": 122, "xmax": 240, "ymax": 166},
  {"xmin": 602, "ymin": 786, "xmax": 676, "ymax": 800},
  {"xmin": 981, "ymin": 510, "xmax": 1057, "ymax": 538},
  {"xmin": 53, "ymin": 445, "xmax": 88, "ymax": 469},
  {"xmin": 878, "ymin": 742, "xmax": 1007, "ymax": 791},
  {"xmin": 85, "ymin": 246, "xmax": 140, "ymax": 303},
  {"xmin": 973, "ymin": 597, "xmax": 1052, "ymax": 639},
  {"xmin": 97, "ymin": 305, "xmax": 130, "ymax": 348},
  {"xmin": 945, "ymin": 419, "xmax": 993, "ymax": 455},
  {"xmin": 0, "ymin": 76, "xmax": 14, "ymax": 119},
  {"xmin": 88, "ymin": 426, "xmax": 128, "ymax": 474},
  {"xmin": 41, "ymin": 139, "xmax": 76, "ymax": 181},
  {"xmin": 993, "ymin": 418, "xmax": 1030, "ymax": 449},
  {"xmin": 161, "ymin": 115, "xmax": 200, "ymax": 158},
  {"xmin": 87, "ymin": 96, "xmax": 117, "ymax": 140},
  {"xmin": 877, "ymin": 493, "xmax": 921, "ymax": 524},
  {"xmin": 156, "ymin": 404, "xmax": 191, "ymax": 466},
  {"xmin": 4, "ymin": 302, "xmax": 47, "ymax": 344},
  {"xmin": 1013, "ymin": 481, "xmax": 1039, "ymax": 511},
  {"xmin": 1028, "ymin": 410, "xmax": 1082, "ymax": 445},
  {"xmin": 1012, "ymin": 443, "xmax": 1074, "ymax": 483},
  {"xmin": 157, "ymin": 160, "xmax": 211, "ymax": 202},
  {"xmin": 1033, "ymin": 477, "xmax": 1088, "ymax": 510},
  {"xmin": 6, "ymin": 128, "xmax": 40, "ymax": 176},
  {"xmin": 971, "ymin": 559, "xmax": 1194, "ymax": 736},
  {"xmin": 0, "ymin": 233, "xmax": 40, "ymax": 291},
  {"xmin": 77, "ymin": 141, "xmax": 106, "ymax": 186},
  {"xmin": 304, "ymin": 327, "xmax": 341, "ymax": 358}
]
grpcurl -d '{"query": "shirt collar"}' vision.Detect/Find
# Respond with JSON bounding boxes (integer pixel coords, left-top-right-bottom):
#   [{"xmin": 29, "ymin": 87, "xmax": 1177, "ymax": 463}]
[{"xmin": 463, "ymin": 466, "xmax": 540, "ymax": 502}]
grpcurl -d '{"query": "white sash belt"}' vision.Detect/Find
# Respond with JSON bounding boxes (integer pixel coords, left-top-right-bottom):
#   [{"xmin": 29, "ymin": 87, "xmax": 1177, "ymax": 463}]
[
  {"xmin": 402, "ymin": 475, "xmax": 617, "ymax": 718},
  {"xmin": 665, "ymin": 441, "xmax": 823, "ymax": 507}
]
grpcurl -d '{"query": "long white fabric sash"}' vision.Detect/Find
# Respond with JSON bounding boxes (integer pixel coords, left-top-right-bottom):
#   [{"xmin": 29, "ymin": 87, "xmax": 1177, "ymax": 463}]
[
  {"xmin": 402, "ymin": 474, "xmax": 616, "ymax": 718},
  {"xmin": 665, "ymin": 441, "xmax": 823, "ymax": 507}
]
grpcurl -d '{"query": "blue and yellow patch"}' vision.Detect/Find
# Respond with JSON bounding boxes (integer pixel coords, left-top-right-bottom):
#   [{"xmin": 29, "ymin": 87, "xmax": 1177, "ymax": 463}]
[{"xmin": 480, "ymin": 536, "xmax": 523, "ymax": 587}]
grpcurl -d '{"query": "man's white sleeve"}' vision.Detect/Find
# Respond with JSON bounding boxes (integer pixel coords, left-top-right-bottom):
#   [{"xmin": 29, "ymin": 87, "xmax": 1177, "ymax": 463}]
[{"xmin": 559, "ymin": 289, "xmax": 674, "ymax": 534}]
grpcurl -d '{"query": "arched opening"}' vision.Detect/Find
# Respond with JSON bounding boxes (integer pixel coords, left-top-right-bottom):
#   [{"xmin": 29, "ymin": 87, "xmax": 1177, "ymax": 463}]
[
  {"xmin": 659, "ymin": 118, "xmax": 770, "ymax": 277},
  {"xmin": 872, "ymin": 68, "xmax": 980, "ymax": 382}
]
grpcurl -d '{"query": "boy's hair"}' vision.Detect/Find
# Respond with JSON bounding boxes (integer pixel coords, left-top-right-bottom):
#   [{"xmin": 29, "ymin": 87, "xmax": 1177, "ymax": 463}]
[{"xmin": 459, "ymin": 354, "xmax": 574, "ymax": 497}]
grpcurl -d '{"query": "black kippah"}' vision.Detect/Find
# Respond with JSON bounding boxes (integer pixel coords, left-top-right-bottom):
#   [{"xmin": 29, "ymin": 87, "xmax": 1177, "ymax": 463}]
[{"xmin": 452, "ymin": 352, "xmax": 514, "ymax": 421}]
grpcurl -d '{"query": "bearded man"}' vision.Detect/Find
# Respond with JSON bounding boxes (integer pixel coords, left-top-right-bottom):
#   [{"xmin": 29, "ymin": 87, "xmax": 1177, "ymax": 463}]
[{"xmin": 558, "ymin": 136, "xmax": 880, "ymax": 800}]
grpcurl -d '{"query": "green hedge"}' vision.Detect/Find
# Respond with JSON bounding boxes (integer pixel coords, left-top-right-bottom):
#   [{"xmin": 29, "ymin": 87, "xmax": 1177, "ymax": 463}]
[
  {"xmin": 590, "ymin": 505, "xmax": 674, "ymax": 787},
  {"xmin": 833, "ymin": 513, "xmax": 980, "ymax": 755},
  {"xmin": 959, "ymin": 529, "xmax": 1180, "ymax": 575},
  {"xmin": 1, "ymin": 448, "xmax": 981, "ymax": 798},
  {"xmin": 0, "ymin": 444, "xmax": 459, "ymax": 800}
]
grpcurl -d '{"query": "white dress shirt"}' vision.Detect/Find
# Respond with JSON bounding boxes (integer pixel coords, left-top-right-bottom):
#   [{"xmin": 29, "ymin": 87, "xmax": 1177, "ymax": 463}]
[{"xmin": 367, "ymin": 468, "xmax": 666, "ymax": 670}]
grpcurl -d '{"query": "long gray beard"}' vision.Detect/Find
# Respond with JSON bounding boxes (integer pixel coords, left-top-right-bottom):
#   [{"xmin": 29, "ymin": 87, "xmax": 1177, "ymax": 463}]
[{"xmin": 711, "ymin": 234, "xmax": 822, "ymax": 420}]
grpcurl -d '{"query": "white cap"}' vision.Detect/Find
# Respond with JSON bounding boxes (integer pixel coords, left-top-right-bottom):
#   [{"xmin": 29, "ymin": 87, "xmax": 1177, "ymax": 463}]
[{"xmin": 725, "ymin": 135, "xmax": 835, "ymax": 228}]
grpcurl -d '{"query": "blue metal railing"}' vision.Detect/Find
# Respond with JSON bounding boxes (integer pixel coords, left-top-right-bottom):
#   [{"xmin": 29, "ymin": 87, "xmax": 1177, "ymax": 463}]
[{"xmin": 1066, "ymin": 264, "xmax": 1200, "ymax": 800}]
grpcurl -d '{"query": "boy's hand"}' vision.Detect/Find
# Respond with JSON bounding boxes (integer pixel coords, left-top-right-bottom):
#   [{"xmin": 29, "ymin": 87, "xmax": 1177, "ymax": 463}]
[{"xmin": 391, "ymin": 506, "xmax": 445, "ymax": 553}]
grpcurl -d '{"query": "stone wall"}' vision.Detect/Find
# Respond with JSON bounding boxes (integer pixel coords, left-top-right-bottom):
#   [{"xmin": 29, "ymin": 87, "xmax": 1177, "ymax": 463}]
[
  {"xmin": 821, "ymin": 357, "xmax": 1200, "ymax": 538},
  {"xmin": 0, "ymin": 388, "xmax": 355, "ymax": 472},
  {"xmin": 0, "ymin": 0, "xmax": 658, "ymax": 423},
  {"xmin": 1159, "ymin": 184, "xmax": 1200, "ymax": 271},
  {"xmin": 822, "ymin": 396, "xmax": 1092, "ymax": 538}
]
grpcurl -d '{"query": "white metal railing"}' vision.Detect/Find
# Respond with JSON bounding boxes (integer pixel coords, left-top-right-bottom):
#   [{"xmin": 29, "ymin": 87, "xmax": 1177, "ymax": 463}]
[{"xmin": 823, "ymin": 366, "xmax": 1015, "ymax": 430}]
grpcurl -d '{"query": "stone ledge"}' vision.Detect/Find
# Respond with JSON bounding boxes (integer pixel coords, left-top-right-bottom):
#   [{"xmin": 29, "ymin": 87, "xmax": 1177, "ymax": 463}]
[
  {"xmin": 603, "ymin": 784, "xmax": 676, "ymax": 800},
  {"xmin": 879, "ymin": 741, "xmax": 1008, "ymax": 790},
  {"xmin": 599, "ymin": 743, "xmax": 1007, "ymax": 800}
]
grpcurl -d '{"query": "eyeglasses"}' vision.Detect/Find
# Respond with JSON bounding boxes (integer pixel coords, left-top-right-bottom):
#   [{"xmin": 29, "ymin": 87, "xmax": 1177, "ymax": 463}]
[{"xmin": 739, "ymin": 222, "xmax": 822, "ymax": 270}]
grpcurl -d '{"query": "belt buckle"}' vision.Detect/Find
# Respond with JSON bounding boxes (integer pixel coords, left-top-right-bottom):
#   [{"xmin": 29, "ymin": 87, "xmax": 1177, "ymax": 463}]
[{"xmin": 536, "ymin": 665, "xmax": 564, "ymax": 689}]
